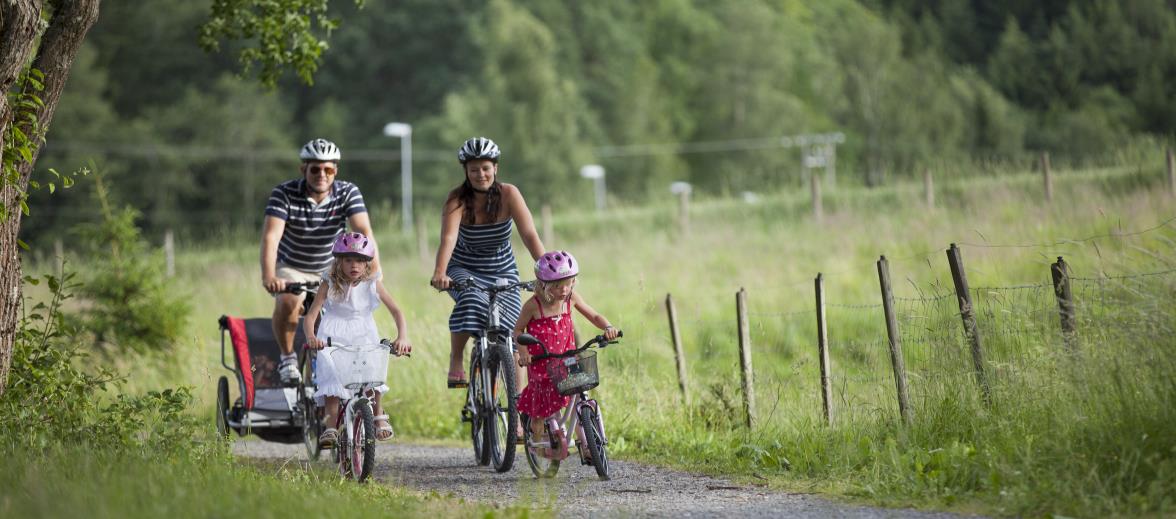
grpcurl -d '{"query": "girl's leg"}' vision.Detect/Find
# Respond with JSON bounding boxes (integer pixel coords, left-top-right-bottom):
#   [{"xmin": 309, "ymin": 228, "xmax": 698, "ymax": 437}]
[
  {"xmin": 323, "ymin": 396, "xmax": 340, "ymax": 429},
  {"xmin": 371, "ymin": 391, "xmax": 393, "ymax": 440},
  {"xmin": 447, "ymin": 331, "xmax": 471, "ymax": 381}
]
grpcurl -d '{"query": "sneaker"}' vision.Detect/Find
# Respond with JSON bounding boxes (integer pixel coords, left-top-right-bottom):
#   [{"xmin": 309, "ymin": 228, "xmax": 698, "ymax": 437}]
[{"xmin": 279, "ymin": 358, "xmax": 302, "ymax": 385}]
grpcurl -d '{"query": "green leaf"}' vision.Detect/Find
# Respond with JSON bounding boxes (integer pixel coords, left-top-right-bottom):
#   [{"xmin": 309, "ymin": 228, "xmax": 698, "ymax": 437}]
[
  {"xmin": 17, "ymin": 238, "xmax": 29, "ymax": 250},
  {"xmin": 48, "ymin": 182, "xmax": 55, "ymax": 194}
]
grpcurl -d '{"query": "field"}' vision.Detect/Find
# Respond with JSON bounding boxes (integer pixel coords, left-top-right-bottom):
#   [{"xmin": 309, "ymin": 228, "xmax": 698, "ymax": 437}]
[{"xmin": 29, "ymin": 153, "xmax": 1176, "ymax": 517}]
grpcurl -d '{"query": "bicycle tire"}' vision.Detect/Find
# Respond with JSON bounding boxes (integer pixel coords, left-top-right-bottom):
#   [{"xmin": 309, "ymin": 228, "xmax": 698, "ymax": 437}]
[
  {"xmin": 299, "ymin": 353, "xmax": 322, "ymax": 461},
  {"xmin": 351, "ymin": 399, "xmax": 377, "ymax": 482},
  {"xmin": 468, "ymin": 353, "xmax": 490, "ymax": 466},
  {"xmin": 579, "ymin": 405, "xmax": 609, "ymax": 480},
  {"xmin": 216, "ymin": 376, "xmax": 230, "ymax": 439},
  {"xmin": 522, "ymin": 414, "xmax": 560, "ymax": 478},
  {"xmin": 489, "ymin": 344, "xmax": 518, "ymax": 473}
]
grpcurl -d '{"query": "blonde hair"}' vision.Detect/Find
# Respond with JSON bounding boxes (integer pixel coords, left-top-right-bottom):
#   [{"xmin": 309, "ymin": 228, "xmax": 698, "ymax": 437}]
[
  {"xmin": 327, "ymin": 257, "xmax": 374, "ymax": 299},
  {"xmin": 535, "ymin": 277, "xmax": 575, "ymax": 306}
]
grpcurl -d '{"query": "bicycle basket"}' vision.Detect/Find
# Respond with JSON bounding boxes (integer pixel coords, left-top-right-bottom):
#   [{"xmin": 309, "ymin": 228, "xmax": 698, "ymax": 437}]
[
  {"xmin": 546, "ymin": 350, "xmax": 599, "ymax": 396},
  {"xmin": 328, "ymin": 343, "xmax": 389, "ymax": 390}
]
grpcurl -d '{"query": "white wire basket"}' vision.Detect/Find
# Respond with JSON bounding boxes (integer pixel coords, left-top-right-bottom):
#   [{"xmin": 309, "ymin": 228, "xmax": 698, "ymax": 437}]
[{"xmin": 328, "ymin": 343, "xmax": 389, "ymax": 390}]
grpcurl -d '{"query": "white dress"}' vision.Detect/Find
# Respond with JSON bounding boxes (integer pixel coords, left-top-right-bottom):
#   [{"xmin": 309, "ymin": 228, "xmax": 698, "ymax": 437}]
[{"xmin": 314, "ymin": 274, "xmax": 390, "ymax": 405}]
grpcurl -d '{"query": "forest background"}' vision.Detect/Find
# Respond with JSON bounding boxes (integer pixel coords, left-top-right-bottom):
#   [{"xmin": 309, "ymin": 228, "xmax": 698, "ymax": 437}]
[{"xmin": 21, "ymin": 0, "xmax": 1176, "ymax": 247}]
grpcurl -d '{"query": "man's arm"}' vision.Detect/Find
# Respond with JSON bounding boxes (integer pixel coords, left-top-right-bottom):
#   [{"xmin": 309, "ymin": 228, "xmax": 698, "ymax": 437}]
[
  {"xmin": 261, "ymin": 215, "xmax": 287, "ymax": 293},
  {"xmin": 348, "ymin": 211, "xmax": 380, "ymax": 274}
]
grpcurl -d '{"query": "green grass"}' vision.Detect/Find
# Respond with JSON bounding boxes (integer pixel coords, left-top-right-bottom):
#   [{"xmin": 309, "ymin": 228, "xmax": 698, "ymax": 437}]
[
  {"xmin": 24, "ymin": 153, "xmax": 1176, "ymax": 517},
  {"xmin": 0, "ymin": 442, "xmax": 538, "ymax": 519}
]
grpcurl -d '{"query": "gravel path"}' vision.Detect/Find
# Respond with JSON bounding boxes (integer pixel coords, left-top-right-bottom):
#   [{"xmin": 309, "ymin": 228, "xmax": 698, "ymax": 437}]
[{"xmin": 235, "ymin": 440, "xmax": 979, "ymax": 518}]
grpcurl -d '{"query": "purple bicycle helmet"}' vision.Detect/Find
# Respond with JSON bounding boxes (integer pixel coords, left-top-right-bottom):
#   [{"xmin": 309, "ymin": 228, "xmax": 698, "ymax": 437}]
[
  {"xmin": 332, "ymin": 232, "xmax": 374, "ymax": 260},
  {"xmin": 535, "ymin": 250, "xmax": 578, "ymax": 282}
]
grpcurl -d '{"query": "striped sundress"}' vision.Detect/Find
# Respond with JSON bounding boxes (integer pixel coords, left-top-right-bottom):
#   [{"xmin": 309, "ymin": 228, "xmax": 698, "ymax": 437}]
[{"xmin": 446, "ymin": 218, "xmax": 522, "ymax": 335}]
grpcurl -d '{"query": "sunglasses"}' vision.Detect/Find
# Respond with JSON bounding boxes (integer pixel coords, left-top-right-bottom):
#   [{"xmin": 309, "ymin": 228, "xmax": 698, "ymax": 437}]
[{"xmin": 307, "ymin": 165, "xmax": 337, "ymax": 176}]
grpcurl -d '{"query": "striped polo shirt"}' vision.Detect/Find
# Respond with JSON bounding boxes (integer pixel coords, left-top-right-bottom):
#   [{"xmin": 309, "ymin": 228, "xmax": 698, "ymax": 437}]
[{"xmin": 264, "ymin": 179, "xmax": 367, "ymax": 272}]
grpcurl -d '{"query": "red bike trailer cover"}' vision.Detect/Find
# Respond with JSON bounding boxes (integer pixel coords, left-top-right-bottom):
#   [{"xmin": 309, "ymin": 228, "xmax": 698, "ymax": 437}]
[{"xmin": 223, "ymin": 316, "xmax": 257, "ymax": 410}]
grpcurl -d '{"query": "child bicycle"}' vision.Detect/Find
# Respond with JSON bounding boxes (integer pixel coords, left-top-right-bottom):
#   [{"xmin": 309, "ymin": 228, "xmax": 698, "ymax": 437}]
[
  {"xmin": 318, "ymin": 337, "xmax": 408, "ymax": 482},
  {"xmin": 444, "ymin": 277, "xmax": 533, "ymax": 473},
  {"xmin": 516, "ymin": 330, "xmax": 622, "ymax": 480}
]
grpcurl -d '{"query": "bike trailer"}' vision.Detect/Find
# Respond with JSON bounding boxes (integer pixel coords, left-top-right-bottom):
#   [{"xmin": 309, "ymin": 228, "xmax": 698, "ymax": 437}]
[{"xmin": 216, "ymin": 315, "xmax": 310, "ymax": 443}]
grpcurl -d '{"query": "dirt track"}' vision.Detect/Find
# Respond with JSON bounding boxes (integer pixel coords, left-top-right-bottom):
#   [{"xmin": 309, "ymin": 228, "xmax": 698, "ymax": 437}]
[{"xmin": 234, "ymin": 440, "xmax": 978, "ymax": 518}]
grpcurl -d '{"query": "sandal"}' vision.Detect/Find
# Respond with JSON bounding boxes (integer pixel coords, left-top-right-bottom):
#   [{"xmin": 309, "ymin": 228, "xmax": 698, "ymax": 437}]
[
  {"xmin": 447, "ymin": 369, "xmax": 468, "ymax": 389},
  {"xmin": 374, "ymin": 415, "xmax": 394, "ymax": 441},
  {"xmin": 318, "ymin": 427, "xmax": 338, "ymax": 448}
]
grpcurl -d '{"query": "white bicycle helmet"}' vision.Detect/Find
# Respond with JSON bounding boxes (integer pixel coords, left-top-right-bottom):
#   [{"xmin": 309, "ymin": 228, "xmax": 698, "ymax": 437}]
[
  {"xmin": 457, "ymin": 137, "xmax": 500, "ymax": 164},
  {"xmin": 299, "ymin": 138, "xmax": 341, "ymax": 162}
]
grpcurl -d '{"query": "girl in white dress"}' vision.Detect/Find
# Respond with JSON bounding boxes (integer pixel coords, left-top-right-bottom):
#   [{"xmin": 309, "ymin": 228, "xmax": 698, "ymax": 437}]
[{"xmin": 304, "ymin": 232, "xmax": 412, "ymax": 447}]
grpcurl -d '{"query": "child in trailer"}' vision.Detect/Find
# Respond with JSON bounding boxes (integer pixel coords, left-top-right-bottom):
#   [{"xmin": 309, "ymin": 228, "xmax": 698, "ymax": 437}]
[
  {"xmin": 513, "ymin": 250, "xmax": 619, "ymax": 457},
  {"xmin": 304, "ymin": 232, "xmax": 412, "ymax": 447}
]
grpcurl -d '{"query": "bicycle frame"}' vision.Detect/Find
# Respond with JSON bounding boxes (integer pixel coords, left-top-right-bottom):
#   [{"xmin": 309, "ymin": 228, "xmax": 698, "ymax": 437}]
[{"xmin": 528, "ymin": 391, "xmax": 606, "ymax": 460}]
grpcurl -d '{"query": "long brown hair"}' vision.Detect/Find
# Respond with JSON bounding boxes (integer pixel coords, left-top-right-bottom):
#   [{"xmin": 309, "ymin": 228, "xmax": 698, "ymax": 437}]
[{"xmin": 451, "ymin": 179, "xmax": 502, "ymax": 225}]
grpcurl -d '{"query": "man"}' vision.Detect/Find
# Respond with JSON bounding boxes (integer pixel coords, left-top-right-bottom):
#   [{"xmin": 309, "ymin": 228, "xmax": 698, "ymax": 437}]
[{"xmin": 261, "ymin": 138, "xmax": 378, "ymax": 384}]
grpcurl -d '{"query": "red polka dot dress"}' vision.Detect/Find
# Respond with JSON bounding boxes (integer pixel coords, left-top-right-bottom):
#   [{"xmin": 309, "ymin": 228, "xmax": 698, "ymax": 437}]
[{"xmin": 517, "ymin": 298, "xmax": 575, "ymax": 419}]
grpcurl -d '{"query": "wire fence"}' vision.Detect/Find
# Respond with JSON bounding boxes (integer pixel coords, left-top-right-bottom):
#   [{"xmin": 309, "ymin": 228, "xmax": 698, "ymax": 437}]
[{"xmin": 659, "ymin": 228, "xmax": 1176, "ymax": 430}]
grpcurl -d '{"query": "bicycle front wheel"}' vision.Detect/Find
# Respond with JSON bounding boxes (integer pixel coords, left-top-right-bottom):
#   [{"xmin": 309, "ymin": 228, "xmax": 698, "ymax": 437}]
[
  {"xmin": 468, "ymin": 352, "xmax": 490, "ymax": 466},
  {"xmin": 488, "ymin": 344, "xmax": 518, "ymax": 473},
  {"xmin": 579, "ymin": 404, "xmax": 609, "ymax": 480},
  {"xmin": 299, "ymin": 352, "xmax": 322, "ymax": 461},
  {"xmin": 350, "ymin": 399, "xmax": 377, "ymax": 482}
]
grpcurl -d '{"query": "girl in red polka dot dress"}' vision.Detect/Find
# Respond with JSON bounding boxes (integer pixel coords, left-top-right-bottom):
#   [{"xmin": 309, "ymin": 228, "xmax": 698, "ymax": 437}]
[{"xmin": 514, "ymin": 250, "xmax": 618, "ymax": 455}]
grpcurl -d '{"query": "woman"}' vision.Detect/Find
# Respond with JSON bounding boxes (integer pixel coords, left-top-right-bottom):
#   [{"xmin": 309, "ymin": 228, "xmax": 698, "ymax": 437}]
[{"xmin": 430, "ymin": 137, "xmax": 545, "ymax": 387}]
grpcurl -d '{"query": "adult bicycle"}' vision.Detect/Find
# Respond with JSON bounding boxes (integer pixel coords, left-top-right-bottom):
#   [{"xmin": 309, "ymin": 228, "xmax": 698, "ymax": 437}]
[
  {"xmin": 446, "ymin": 277, "xmax": 533, "ymax": 473},
  {"xmin": 517, "ymin": 331, "xmax": 622, "ymax": 480}
]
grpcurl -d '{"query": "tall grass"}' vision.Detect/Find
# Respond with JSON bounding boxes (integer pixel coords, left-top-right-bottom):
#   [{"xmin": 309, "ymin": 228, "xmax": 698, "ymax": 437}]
[{"xmin": 25, "ymin": 155, "xmax": 1176, "ymax": 516}]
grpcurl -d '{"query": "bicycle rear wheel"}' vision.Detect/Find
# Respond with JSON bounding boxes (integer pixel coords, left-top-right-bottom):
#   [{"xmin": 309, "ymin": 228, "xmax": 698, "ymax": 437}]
[
  {"xmin": 522, "ymin": 415, "xmax": 560, "ymax": 478},
  {"xmin": 350, "ymin": 399, "xmax": 377, "ymax": 482},
  {"xmin": 579, "ymin": 405, "xmax": 609, "ymax": 480},
  {"xmin": 489, "ymin": 344, "xmax": 518, "ymax": 473},
  {"xmin": 216, "ymin": 376, "xmax": 230, "ymax": 439},
  {"xmin": 468, "ymin": 352, "xmax": 490, "ymax": 466},
  {"xmin": 299, "ymin": 353, "xmax": 322, "ymax": 461}
]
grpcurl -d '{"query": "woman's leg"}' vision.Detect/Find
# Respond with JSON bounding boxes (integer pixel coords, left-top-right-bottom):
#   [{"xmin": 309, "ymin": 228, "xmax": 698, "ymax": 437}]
[{"xmin": 448, "ymin": 331, "xmax": 471, "ymax": 379}]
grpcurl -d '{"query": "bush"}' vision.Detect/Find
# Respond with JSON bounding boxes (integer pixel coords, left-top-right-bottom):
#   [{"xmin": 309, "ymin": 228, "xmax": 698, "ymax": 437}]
[
  {"xmin": 72, "ymin": 178, "xmax": 189, "ymax": 354},
  {"xmin": 0, "ymin": 272, "xmax": 196, "ymax": 452}
]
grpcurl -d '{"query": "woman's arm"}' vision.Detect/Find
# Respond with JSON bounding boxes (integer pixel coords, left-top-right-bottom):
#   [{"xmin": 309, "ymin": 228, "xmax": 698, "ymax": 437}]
[
  {"xmin": 504, "ymin": 184, "xmax": 545, "ymax": 261},
  {"xmin": 431, "ymin": 194, "xmax": 464, "ymax": 289},
  {"xmin": 571, "ymin": 292, "xmax": 619, "ymax": 340},
  {"xmin": 375, "ymin": 279, "xmax": 412, "ymax": 355},
  {"xmin": 303, "ymin": 280, "xmax": 329, "ymax": 348}
]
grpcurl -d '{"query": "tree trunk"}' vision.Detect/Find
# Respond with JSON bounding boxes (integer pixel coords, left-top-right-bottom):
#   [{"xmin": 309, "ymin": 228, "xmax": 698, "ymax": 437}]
[{"xmin": 0, "ymin": 0, "xmax": 101, "ymax": 398}]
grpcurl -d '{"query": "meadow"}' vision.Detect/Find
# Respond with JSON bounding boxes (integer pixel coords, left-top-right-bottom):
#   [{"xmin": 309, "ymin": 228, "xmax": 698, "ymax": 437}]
[{"xmin": 29, "ymin": 149, "xmax": 1176, "ymax": 517}]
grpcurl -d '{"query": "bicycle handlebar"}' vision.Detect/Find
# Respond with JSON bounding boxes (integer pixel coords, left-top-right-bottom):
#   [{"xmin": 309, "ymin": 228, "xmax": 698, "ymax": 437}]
[
  {"xmin": 319, "ymin": 337, "xmax": 411, "ymax": 357},
  {"xmin": 444, "ymin": 278, "xmax": 535, "ymax": 294},
  {"xmin": 520, "ymin": 330, "xmax": 623, "ymax": 362},
  {"xmin": 282, "ymin": 281, "xmax": 321, "ymax": 295}
]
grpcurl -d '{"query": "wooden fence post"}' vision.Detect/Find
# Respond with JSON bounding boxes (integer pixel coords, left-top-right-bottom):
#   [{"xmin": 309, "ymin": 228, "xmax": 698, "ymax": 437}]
[
  {"xmin": 815, "ymin": 273, "xmax": 832, "ymax": 425},
  {"xmin": 416, "ymin": 215, "xmax": 429, "ymax": 265},
  {"xmin": 1167, "ymin": 148, "xmax": 1175, "ymax": 197},
  {"xmin": 53, "ymin": 239, "xmax": 64, "ymax": 279},
  {"xmin": 164, "ymin": 229, "xmax": 175, "ymax": 278},
  {"xmin": 947, "ymin": 244, "xmax": 991, "ymax": 406},
  {"xmin": 1041, "ymin": 151, "xmax": 1053, "ymax": 202},
  {"xmin": 665, "ymin": 293, "xmax": 690, "ymax": 405},
  {"xmin": 923, "ymin": 168, "xmax": 934, "ymax": 208},
  {"xmin": 736, "ymin": 287, "xmax": 756, "ymax": 429},
  {"xmin": 1051, "ymin": 256, "xmax": 1077, "ymax": 352},
  {"xmin": 541, "ymin": 204, "xmax": 554, "ymax": 248},
  {"xmin": 811, "ymin": 173, "xmax": 823, "ymax": 223},
  {"xmin": 877, "ymin": 256, "xmax": 912, "ymax": 424}
]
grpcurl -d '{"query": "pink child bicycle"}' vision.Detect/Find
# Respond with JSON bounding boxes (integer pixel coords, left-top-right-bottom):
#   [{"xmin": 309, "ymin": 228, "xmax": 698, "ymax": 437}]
[{"xmin": 516, "ymin": 330, "xmax": 622, "ymax": 481}]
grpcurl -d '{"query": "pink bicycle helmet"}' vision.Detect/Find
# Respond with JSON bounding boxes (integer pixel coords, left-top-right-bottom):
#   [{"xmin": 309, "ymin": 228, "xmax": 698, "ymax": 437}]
[
  {"xmin": 332, "ymin": 232, "xmax": 374, "ymax": 260},
  {"xmin": 535, "ymin": 250, "xmax": 578, "ymax": 282}
]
